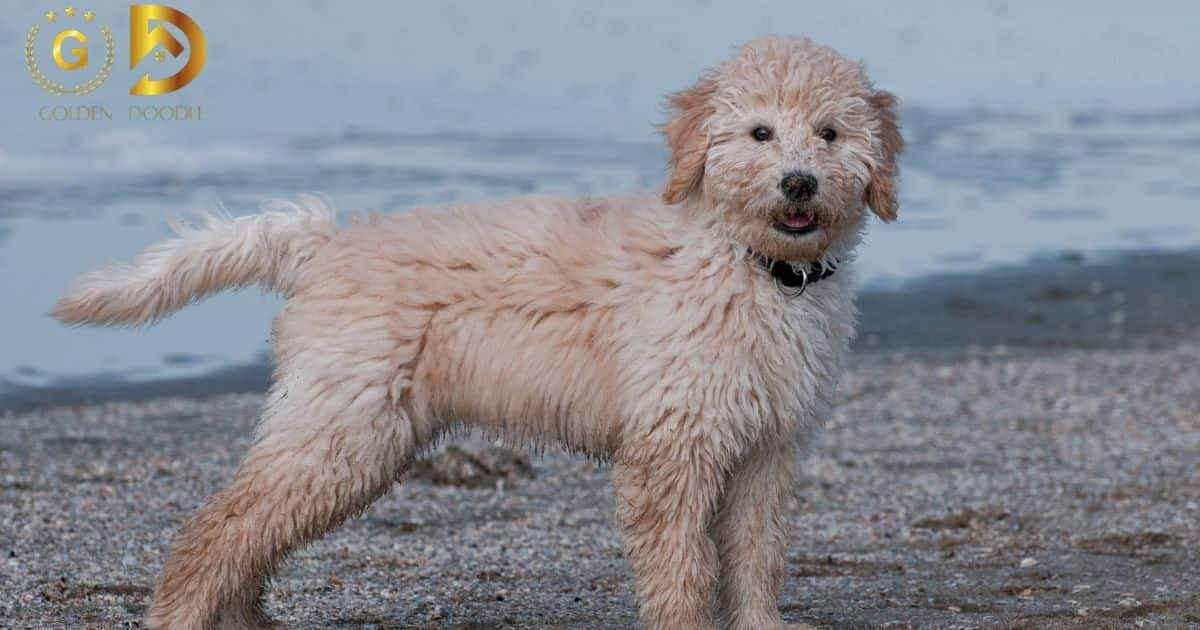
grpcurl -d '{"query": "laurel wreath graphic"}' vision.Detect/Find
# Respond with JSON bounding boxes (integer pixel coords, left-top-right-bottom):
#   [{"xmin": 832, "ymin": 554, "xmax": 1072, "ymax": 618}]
[{"xmin": 25, "ymin": 22, "xmax": 114, "ymax": 96}]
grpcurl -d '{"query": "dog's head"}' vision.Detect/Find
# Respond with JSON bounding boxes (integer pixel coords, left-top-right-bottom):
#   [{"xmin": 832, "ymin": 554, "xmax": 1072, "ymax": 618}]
[{"xmin": 662, "ymin": 36, "xmax": 903, "ymax": 263}]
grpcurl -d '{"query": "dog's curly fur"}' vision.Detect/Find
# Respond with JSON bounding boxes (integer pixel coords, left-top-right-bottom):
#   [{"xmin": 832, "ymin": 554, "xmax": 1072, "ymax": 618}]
[{"xmin": 53, "ymin": 35, "xmax": 901, "ymax": 630}]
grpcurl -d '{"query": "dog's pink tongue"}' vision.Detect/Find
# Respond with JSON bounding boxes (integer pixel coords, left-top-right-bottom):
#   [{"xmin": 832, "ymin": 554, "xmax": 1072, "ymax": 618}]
[{"xmin": 781, "ymin": 214, "xmax": 812, "ymax": 229}]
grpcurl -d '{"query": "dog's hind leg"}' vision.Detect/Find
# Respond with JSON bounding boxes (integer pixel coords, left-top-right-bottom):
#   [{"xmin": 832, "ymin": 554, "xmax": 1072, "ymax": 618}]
[{"xmin": 144, "ymin": 358, "xmax": 416, "ymax": 630}]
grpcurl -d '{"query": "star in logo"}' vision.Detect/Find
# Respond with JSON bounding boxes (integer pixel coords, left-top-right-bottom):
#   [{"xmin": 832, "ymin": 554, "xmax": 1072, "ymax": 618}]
[
  {"xmin": 45, "ymin": 11, "xmax": 56, "ymax": 22},
  {"xmin": 84, "ymin": 11, "xmax": 94, "ymax": 21},
  {"xmin": 65, "ymin": 7, "xmax": 77, "ymax": 16}
]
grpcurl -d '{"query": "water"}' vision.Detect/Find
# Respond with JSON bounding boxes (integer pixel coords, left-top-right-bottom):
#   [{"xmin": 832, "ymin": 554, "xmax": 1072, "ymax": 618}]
[{"xmin": 1, "ymin": 1, "xmax": 1197, "ymax": 392}]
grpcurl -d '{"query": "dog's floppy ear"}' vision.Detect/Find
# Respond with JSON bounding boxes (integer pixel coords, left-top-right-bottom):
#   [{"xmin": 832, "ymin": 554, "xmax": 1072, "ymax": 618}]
[
  {"xmin": 864, "ymin": 90, "xmax": 904, "ymax": 222},
  {"xmin": 662, "ymin": 77, "xmax": 717, "ymax": 205}
]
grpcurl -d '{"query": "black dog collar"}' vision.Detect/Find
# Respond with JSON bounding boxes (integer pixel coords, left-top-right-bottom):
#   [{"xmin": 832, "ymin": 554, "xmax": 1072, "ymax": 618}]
[{"xmin": 749, "ymin": 250, "xmax": 838, "ymax": 297}]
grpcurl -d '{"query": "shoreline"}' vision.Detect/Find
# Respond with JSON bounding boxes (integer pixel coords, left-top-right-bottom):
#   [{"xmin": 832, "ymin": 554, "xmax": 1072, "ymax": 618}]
[{"xmin": 3, "ymin": 247, "xmax": 1199, "ymax": 413}]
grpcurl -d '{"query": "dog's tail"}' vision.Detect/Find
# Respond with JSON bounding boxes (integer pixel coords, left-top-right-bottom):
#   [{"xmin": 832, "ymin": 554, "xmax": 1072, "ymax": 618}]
[{"xmin": 52, "ymin": 195, "xmax": 338, "ymax": 327}]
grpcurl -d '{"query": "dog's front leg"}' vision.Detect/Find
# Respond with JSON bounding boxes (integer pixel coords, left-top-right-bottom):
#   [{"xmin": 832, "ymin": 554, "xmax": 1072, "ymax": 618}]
[
  {"xmin": 613, "ymin": 442, "xmax": 725, "ymax": 630},
  {"xmin": 713, "ymin": 440, "xmax": 798, "ymax": 629}
]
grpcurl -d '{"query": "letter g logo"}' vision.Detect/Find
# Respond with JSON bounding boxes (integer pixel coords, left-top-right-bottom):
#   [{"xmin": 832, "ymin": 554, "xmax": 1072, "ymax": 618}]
[{"xmin": 52, "ymin": 30, "xmax": 88, "ymax": 70}]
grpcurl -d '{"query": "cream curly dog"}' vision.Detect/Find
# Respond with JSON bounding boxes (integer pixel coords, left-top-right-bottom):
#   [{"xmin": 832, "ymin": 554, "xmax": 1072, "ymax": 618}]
[{"xmin": 54, "ymin": 35, "xmax": 902, "ymax": 630}]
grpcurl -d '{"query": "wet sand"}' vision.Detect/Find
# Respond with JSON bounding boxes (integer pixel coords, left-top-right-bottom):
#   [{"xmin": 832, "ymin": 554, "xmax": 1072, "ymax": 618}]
[{"xmin": 2, "ymin": 251, "xmax": 1199, "ymax": 628}]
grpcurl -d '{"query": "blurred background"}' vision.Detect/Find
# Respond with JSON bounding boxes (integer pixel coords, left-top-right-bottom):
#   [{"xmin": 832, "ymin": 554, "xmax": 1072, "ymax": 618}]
[{"xmin": 2, "ymin": 0, "xmax": 1198, "ymax": 402}]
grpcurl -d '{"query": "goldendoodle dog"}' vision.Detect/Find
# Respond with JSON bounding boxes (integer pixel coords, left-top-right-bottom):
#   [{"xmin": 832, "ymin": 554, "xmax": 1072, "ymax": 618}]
[{"xmin": 54, "ymin": 35, "xmax": 901, "ymax": 630}]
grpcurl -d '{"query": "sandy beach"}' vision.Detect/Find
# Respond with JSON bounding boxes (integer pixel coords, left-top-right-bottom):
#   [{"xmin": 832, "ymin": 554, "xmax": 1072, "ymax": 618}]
[{"xmin": 2, "ymin": 251, "xmax": 1198, "ymax": 629}]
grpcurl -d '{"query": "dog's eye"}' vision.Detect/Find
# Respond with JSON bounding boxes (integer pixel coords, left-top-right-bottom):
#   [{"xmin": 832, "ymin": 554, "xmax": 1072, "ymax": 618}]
[
  {"xmin": 818, "ymin": 128, "xmax": 837, "ymax": 143},
  {"xmin": 751, "ymin": 126, "xmax": 774, "ymax": 142}
]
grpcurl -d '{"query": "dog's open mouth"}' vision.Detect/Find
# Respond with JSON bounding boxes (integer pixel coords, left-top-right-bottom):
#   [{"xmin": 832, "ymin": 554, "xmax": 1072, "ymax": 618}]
[{"xmin": 773, "ymin": 213, "xmax": 819, "ymax": 236}]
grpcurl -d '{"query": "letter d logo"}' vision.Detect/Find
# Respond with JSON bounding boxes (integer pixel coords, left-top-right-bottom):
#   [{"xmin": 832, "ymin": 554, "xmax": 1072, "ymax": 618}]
[{"xmin": 129, "ymin": 5, "xmax": 205, "ymax": 95}]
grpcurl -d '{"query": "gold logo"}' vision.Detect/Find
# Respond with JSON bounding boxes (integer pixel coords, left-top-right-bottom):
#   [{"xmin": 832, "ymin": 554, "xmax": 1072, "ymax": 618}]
[
  {"xmin": 129, "ymin": 5, "xmax": 206, "ymax": 96},
  {"xmin": 25, "ymin": 5, "xmax": 206, "ymax": 97},
  {"xmin": 25, "ymin": 7, "xmax": 114, "ymax": 96}
]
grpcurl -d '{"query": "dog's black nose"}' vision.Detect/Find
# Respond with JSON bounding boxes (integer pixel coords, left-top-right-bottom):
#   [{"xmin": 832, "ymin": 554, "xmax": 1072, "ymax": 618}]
[{"xmin": 780, "ymin": 171, "xmax": 819, "ymax": 202}]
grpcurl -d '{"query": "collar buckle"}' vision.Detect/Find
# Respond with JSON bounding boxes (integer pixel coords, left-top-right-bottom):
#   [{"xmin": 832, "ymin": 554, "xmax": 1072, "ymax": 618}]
[
  {"xmin": 749, "ymin": 249, "xmax": 837, "ymax": 298},
  {"xmin": 774, "ymin": 264, "xmax": 809, "ymax": 298}
]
